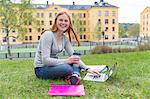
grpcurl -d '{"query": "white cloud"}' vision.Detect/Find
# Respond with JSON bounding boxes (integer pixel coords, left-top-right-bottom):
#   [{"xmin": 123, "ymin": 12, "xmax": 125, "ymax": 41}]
[{"xmin": 105, "ymin": 0, "xmax": 150, "ymax": 23}]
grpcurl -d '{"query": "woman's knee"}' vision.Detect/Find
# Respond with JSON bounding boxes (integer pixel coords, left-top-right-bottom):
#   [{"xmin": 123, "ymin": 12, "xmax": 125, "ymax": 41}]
[{"xmin": 62, "ymin": 64, "xmax": 74, "ymax": 73}]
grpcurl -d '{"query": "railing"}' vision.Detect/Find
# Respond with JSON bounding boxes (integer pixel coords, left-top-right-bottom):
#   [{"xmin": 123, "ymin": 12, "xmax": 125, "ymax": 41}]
[
  {"xmin": 1, "ymin": 41, "xmax": 138, "ymax": 49},
  {"xmin": 0, "ymin": 50, "xmax": 90, "ymax": 59}
]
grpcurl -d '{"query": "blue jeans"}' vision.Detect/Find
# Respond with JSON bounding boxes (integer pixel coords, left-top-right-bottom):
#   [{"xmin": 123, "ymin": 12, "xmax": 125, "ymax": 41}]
[{"xmin": 34, "ymin": 64, "xmax": 81, "ymax": 80}]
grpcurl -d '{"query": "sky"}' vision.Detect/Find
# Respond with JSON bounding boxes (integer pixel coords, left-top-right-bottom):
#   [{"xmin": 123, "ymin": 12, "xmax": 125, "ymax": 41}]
[{"xmin": 12, "ymin": 0, "xmax": 150, "ymax": 23}]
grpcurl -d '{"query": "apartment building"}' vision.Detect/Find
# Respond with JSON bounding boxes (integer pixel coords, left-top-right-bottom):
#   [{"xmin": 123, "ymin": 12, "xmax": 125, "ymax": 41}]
[
  {"xmin": 140, "ymin": 7, "xmax": 150, "ymax": 38},
  {"xmin": 0, "ymin": 0, "xmax": 119, "ymax": 44}
]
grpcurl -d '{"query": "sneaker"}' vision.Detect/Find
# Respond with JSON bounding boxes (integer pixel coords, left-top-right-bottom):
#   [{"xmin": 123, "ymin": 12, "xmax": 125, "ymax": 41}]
[
  {"xmin": 70, "ymin": 73, "xmax": 81, "ymax": 85},
  {"xmin": 64, "ymin": 75, "xmax": 71, "ymax": 83}
]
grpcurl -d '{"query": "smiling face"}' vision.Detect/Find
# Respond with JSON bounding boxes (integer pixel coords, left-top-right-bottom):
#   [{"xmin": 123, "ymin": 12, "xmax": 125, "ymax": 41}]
[
  {"xmin": 51, "ymin": 11, "xmax": 80, "ymax": 46},
  {"xmin": 56, "ymin": 14, "xmax": 70, "ymax": 33}
]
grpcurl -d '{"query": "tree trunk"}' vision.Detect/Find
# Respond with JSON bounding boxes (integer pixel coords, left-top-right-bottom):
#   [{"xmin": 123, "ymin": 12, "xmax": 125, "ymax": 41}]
[{"xmin": 6, "ymin": 28, "xmax": 12, "ymax": 60}]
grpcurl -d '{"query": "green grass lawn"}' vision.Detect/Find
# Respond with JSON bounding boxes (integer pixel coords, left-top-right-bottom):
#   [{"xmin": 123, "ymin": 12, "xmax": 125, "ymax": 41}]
[{"xmin": 0, "ymin": 51, "xmax": 150, "ymax": 98}]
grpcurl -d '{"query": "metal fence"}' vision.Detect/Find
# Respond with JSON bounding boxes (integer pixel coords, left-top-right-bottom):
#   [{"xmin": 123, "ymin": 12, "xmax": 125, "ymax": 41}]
[
  {"xmin": 1, "ymin": 39, "xmax": 149, "ymax": 59},
  {"xmin": 0, "ymin": 50, "xmax": 90, "ymax": 60},
  {"xmin": 0, "ymin": 41, "xmax": 140, "ymax": 51}
]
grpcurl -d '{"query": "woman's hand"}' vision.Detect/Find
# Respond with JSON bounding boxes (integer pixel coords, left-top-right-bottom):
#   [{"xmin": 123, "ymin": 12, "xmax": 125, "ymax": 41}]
[
  {"xmin": 86, "ymin": 68, "xmax": 100, "ymax": 76},
  {"xmin": 66, "ymin": 55, "xmax": 80, "ymax": 64}
]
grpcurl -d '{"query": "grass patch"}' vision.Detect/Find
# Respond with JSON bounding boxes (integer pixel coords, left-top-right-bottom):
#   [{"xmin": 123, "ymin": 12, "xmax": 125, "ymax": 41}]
[{"xmin": 0, "ymin": 51, "xmax": 150, "ymax": 98}]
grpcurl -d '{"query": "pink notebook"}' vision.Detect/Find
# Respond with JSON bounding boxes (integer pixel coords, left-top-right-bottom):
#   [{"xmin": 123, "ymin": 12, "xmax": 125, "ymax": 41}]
[{"xmin": 48, "ymin": 85, "xmax": 85, "ymax": 96}]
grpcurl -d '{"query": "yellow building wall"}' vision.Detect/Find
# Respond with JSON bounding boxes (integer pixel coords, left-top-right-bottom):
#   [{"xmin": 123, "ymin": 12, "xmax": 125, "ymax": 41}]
[
  {"xmin": 0, "ymin": 22, "xmax": 2, "ymax": 45},
  {"xmin": 140, "ymin": 7, "xmax": 150, "ymax": 37},
  {"xmin": 88, "ymin": 7, "xmax": 118, "ymax": 42},
  {"xmin": 0, "ymin": 4, "xmax": 119, "ymax": 44},
  {"xmin": 69, "ymin": 10, "xmax": 90, "ymax": 42},
  {"xmin": 22, "ymin": 5, "xmax": 67, "ymax": 43}
]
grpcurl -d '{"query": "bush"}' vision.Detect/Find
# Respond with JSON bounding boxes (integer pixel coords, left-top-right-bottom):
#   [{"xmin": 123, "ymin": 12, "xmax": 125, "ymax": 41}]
[
  {"xmin": 91, "ymin": 43, "xmax": 150, "ymax": 54},
  {"xmin": 91, "ymin": 45, "xmax": 137, "ymax": 54},
  {"xmin": 138, "ymin": 43, "xmax": 150, "ymax": 51},
  {"xmin": 113, "ymin": 47, "xmax": 137, "ymax": 53},
  {"xmin": 91, "ymin": 46, "xmax": 112, "ymax": 54}
]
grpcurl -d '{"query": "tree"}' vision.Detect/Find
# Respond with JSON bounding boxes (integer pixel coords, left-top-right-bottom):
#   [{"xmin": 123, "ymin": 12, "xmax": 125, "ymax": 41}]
[
  {"xmin": 128, "ymin": 23, "xmax": 139, "ymax": 37},
  {"xmin": 94, "ymin": 21, "xmax": 102, "ymax": 41},
  {"xmin": 72, "ymin": 13, "xmax": 84, "ymax": 40},
  {"xmin": 0, "ymin": 0, "xmax": 37, "ymax": 59},
  {"xmin": 119, "ymin": 23, "xmax": 127, "ymax": 38}
]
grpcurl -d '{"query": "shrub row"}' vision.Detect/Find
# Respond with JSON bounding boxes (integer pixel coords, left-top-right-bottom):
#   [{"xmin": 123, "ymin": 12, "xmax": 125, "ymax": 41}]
[{"xmin": 91, "ymin": 43, "xmax": 150, "ymax": 54}]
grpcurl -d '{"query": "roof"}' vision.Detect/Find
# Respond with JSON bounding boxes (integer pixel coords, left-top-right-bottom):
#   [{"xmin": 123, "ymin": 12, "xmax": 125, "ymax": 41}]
[
  {"xmin": 34, "ymin": 2, "xmax": 118, "ymax": 10},
  {"xmin": 59, "ymin": 5, "xmax": 92, "ymax": 10}
]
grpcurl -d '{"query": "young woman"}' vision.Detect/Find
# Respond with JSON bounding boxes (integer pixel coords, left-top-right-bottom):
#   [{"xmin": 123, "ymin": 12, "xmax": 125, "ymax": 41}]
[{"xmin": 34, "ymin": 11, "xmax": 99, "ymax": 85}]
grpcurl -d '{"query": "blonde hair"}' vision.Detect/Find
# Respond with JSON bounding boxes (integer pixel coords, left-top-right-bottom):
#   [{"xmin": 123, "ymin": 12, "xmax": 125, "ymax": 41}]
[{"xmin": 42, "ymin": 11, "xmax": 80, "ymax": 46}]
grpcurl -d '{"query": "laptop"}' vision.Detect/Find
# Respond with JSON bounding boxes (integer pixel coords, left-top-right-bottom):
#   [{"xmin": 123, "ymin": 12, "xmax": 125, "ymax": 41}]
[{"xmin": 83, "ymin": 63, "xmax": 117, "ymax": 82}]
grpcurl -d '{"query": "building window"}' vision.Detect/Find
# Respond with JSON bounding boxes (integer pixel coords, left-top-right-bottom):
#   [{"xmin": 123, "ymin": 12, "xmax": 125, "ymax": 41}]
[
  {"xmin": 29, "ymin": 21, "xmax": 32, "ymax": 25},
  {"xmin": 24, "ymin": 21, "xmax": 27, "ymax": 25},
  {"xmin": 80, "ymin": 35, "xmax": 82, "ymax": 39},
  {"xmin": 79, "ymin": 13, "xmax": 82, "ymax": 18},
  {"xmin": 143, "ymin": 22, "xmax": 145, "ymax": 25},
  {"xmin": 41, "ymin": 13, "xmax": 44, "ymax": 18},
  {"xmin": 38, "ymin": 36, "xmax": 40, "ymax": 40},
  {"xmin": 49, "ymin": 13, "xmax": 52, "ymax": 17},
  {"xmin": 42, "ymin": 28, "xmax": 44, "ymax": 31},
  {"xmin": 98, "ymin": 19, "xmax": 101, "ymax": 24},
  {"xmin": 112, "ymin": 19, "xmax": 115, "ymax": 24},
  {"xmin": 143, "ymin": 15, "xmax": 145, "ymax": 19},
  {"xmin": 83, "ymin": 13, "xmax": 86, "ymax": 18},
  {"xmin": 98, "ymin": 11, "xmax": 101, "ymax": 16},
  {"xmin": 105, "ymin": 19, "xmax": 109, "ymax": 24},
  {"xmin": 105, "ymin": 27, "xmax": 108, "ymax": 31},
  {"xmin": 37, "ymin": 20, "xmax": 40, "ymax": 25},
  {"xmin": 80, "ymin": 21, "xmax": 82, "ymax": 25},
  {"xmin": 41, "ymin": 20, "xmax": 44, "ymax": 25},
  {"xmin": 37, "ymin": 13, "xmax": 40, "ymax": 18},
  {"xmin": 105, "ymin": 35, "xmax": 108, "ymax": 39},
  {"xmin": 83, "ymin": 35, "xmax": 86, "ymax": 39},
  {"xmin": 98, "ymin": 27, "xmax": 101, "ymax": 31},
  {"xmin": 72, "ymin": 13, "xmax": 74, "ymax": 17},
  {"xmin": 25, "ymin": 36, "xmax": 28, "ymax": 40},
  {"xmin": 112, "ymin": 11, "xmax": 116, "ymax": 16},
  {"xmin": 112, "ymin": 35, "xmax": 115, "ymax": 39},
  {"xmin": 80, "ymin": 28, "xmax": 82, "ymax": 32},
  {"xmin": 49, "ymin": 20, "xmax": 52, "ymax": 25},
  {"xmin": 3, "ymin": 37, "xmax": 7, "ymax": 42},
  {"xmin": 84, "ymin": 28, "xmax": 86, "ymax": 32},
  {"xmin": 84, "ymin": 20, "xmax": 86, "ymax": 25},
  {"xmin": 29, "ymin": 28, "xmax": 32, "ymax": 32},
  {"xmin": 105, "ymin": 11, "xmax": 109, "ymax": 16},
  {"xmin": 12, "ymin": 38, "xmax": 16, "ymax": 42},
  {"xmin": 55, "ymin": 13, "xmax": 57, "ymax": 16},
  {"xmin": 112, "ymin": 27, "xmax": 115, "ymax": 31},
  {"xmin": 38, "ymin": 28, "xmax": 40, "ymax": 32},
  {"xmin": 29, "ymin": 36, "xmax": 32, "ymax": 40}
]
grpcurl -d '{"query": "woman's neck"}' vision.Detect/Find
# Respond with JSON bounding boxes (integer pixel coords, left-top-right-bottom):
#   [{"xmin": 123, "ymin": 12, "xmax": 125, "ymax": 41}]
[
  {"xmin": 55, "ymin": 31, "xmax": 64, "ymax": 40},
  {"xmin": 55, "ymin": 31, "xmax": 64, "ymax": 37}
]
